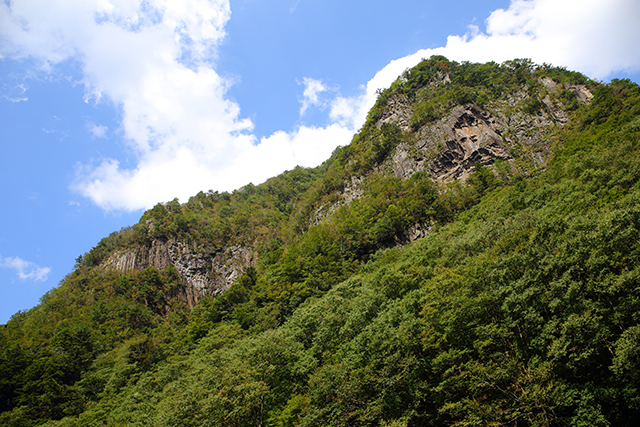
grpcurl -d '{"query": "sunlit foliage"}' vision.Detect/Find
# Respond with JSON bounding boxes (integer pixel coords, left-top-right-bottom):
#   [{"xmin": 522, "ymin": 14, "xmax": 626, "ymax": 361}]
[{"xmin": 2, "ymin": 58, "xmax": 640, "ymax": 426}]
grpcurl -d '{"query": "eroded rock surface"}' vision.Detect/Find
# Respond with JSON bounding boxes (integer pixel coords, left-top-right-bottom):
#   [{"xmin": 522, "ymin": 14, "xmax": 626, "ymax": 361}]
[
  {"xmin": 428, "ymin": 105, "xmax": 511, "ymax": 182},
  {"xmin": 103, "ymin": 240, "xmax": 255, "ymax": 308},
  {"xmin": 391, "ymin": 104, "xmax": 512, "ymax": 182},
  {"xmin": 378, "ymin": 93, "xmax": 413, "ymax": 131}
]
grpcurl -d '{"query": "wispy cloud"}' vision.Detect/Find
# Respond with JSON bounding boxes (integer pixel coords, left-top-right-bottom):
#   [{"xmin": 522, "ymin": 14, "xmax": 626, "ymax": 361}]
[
  {"xmin": 4, "ymin": 95, "xmax": 28, "ymax": 103},
  {"xmin": 0, "ymin": 256, "xmax": 51, "ymax": 282},
  {"xmin": 298, "ymin": 77, "xmax": 328, "ymax": 116},
  {"xmin": 88, "ymin": 123, "xmax": 108, "ymax": 138},
  {"xmin": 289, "ymin": 0, "xmax": 301, "ymax": 13},
  {"xmin": 1, "ymin": 83, "xmax": 28, "ymax": 102},
  {"xmin": 1, "ymin": 0, "xmax": 639, "ymax": 212}
]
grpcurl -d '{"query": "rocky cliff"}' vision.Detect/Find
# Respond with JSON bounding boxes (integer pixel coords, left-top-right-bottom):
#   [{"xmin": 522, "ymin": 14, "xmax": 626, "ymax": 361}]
[
  {"xmin": 102, "ymin": 239, "xmax": 255, "ymax": 308},
  {"xmin": 310, "ymin": 75, "xmax": 593, "ymax": 230},
  {"xmin": 386, "ymin": 78, "xmax": 593, "ymax": 183}
]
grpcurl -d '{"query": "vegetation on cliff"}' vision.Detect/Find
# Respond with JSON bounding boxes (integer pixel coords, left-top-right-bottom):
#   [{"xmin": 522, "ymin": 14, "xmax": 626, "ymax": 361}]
[{"xmin": 2, "ymin": 57, "xmax": 640, "ymax": 426}]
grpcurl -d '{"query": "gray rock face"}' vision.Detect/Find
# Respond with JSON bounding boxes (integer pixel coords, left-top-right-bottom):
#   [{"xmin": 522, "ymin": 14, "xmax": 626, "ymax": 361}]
[
  {"xmin": 378, "ymin": 93, "xmax": 413, "ymax": 132},
  {"xmin": 540, "ymin": 76, "xmax": 560, "ymax": 91},
  {"xmin": 102, "ymin": 239, "xmax": 255, "ymax": 308},
  {"xmin": 541, "ymin": 95, "xmax": 570, "ymax": 125},
  {"xmin": 388, "ymin": 77, "xmax": 590, "ymax": 184},
  {"xmin": 309, "ymin": 175, "xmax": 364, "ymax": 226},
  {"xmin": 406, "ymin": 222, "xmax": 432, "ymax": 242},
  {"xmin": 390, "ymin": 104, "xmax": 512, "ymax": 182},
  {"xmin": 428, "ymin": 105, "xmax": 512, "ymax": 182},
  {"xmin": 563, "ymin": 82, "xmax": 594, "ymax": 103}
]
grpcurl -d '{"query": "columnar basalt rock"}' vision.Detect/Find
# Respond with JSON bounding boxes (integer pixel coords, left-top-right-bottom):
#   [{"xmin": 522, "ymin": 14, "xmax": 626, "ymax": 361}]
[{"xmin": 102, "ymin": 240, "xmax": 255, "ymax": 308}]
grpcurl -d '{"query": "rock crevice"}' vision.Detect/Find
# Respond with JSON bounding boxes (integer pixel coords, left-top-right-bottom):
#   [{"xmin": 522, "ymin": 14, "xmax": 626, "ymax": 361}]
[{"xmin": 391, "ymin": 104, "xmax": 512, "ymax": 182}]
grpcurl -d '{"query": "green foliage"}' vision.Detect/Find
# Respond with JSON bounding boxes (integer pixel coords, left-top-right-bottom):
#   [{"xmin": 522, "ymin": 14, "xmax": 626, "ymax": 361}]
[
  {"xmin": 523, "ymin": 95, "xmax": 544, "ymax": 115},
  {"xmin": 582, "ymin": 78, "xmax": 640, "ymax": 128},
  {"xmin": 372, "ymin": 123, "xmax": 402, "ymax": 164},
  {"xmin": 0, "ymin": 265, "xmax": 190, "ymax": 424},
  {"xmin": 395, "ymin": 57, "xmax": 589, "ymax": 130},
  {"xmin": 2, "ymin": 58, "xmax": 639, "ymax": 426}
]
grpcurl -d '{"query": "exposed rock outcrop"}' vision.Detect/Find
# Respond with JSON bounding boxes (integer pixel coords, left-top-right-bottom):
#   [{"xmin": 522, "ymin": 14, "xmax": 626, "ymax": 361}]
[
  {"xmin": 389, "ymin": 77, "xmax": 591, "ymax": 183},
  {"xmin": 390, "ymin": 104, "xmax": 512, "ymax": 182},
  {"xmin": 540, "ymin": 77, "xmax": 594, "ymax": 104},
  {"xmin": 102, "ymin": 240, "xmax": 255, "ymax": 308},
  {"xmin": 377, "ymin": 93, "xmax": 413, "ymax": 131},
  {"xmin": 406, "ymin": 222, "xmax": 432, "ymax": 243},
  {"xmin": 563, "ymin": 82, "xmax": 594, "ymax": 103},
  {"xmin": 309, "ymin": 175, "xmax": 364, "ymax": 226},
  {"xmin": 428, "ymin": 105, "xmax": 512, "ymax": 182}
]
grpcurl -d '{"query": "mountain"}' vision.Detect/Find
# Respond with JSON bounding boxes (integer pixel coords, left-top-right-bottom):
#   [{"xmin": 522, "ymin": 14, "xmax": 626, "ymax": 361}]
[{"xmin": 2, "ymin": 56, "xmax": 640, "ymax": 426}]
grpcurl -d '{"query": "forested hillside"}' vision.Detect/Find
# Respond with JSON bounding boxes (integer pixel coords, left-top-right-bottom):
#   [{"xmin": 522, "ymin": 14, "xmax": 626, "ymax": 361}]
[{"xmin": 2, "ymin": 56, "xmax": 640, "ymax": 426}]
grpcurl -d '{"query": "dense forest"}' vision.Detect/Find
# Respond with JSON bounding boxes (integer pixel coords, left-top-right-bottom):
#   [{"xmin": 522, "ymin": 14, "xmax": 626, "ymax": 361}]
[{"xmin": 2, "ymin": 56, "xmax": 640, "ymax": 426}]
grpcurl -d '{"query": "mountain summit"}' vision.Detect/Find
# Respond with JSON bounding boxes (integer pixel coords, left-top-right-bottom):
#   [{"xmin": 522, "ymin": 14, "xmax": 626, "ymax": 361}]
[{"xmin": 2, "ymin": 57, "xmax": 640, "ymax": 426}]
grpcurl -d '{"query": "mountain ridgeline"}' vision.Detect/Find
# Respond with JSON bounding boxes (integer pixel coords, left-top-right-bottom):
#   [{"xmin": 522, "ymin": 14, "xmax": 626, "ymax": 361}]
[{"xmin": 2, "ymin": 56, "xmax": 640, "ymax": 426}]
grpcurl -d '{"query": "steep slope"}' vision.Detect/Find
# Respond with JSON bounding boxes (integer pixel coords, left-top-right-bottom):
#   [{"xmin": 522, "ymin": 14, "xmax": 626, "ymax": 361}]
[
  {"xmin": 94, "ymin": 58, "xmax": 591, "ymax": 306},
  {"xmin": 2, "ymin": 57, "xmax": 640, "ymax": 426}
]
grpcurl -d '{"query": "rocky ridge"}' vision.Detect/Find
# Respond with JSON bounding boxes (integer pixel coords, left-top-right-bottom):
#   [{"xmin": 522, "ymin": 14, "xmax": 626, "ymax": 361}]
[
  {"xmin": 309, "ymin": 76, "xmax": 592, "ymax": 231},
  {"xmin": 386, "ymin": 78, "xmax": 593, "ymax": 184}
]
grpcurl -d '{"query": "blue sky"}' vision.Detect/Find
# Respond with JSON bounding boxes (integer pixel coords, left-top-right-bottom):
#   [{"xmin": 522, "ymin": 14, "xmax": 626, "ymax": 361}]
[{"xmin": 1, "ymin": 0, "xmax": 640, "ymax": 323}]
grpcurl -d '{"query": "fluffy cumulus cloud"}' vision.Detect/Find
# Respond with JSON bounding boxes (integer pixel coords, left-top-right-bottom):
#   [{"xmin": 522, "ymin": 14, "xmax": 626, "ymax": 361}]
[
  {"xmin": 221, "ymin": 123, "xmax": 354, "ymax": 188},
  {"xmin": 0, "ymin": 0, "xmax": 357, "ymax": 210},
  {"xmin": 1, "ymin": 0, "xmax": 639, "ymax": 211},
  {"xmin": 0, "ymin": 256, "xmax": 51, "ymax": 282}
]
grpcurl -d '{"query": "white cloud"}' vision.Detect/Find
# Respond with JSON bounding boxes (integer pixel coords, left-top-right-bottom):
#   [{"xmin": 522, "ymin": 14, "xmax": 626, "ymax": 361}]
[
  {"xmin": 1, "ymin": 0, "xmax": 252, "ymax": 211},
  {"xmin": 2, "ymin": 0, "xmax": 639, "ymax": 212},
  {"xmin": 329, "ymin": 53, "xmax": 426, "ymax": 133},
  {"xmin": 289, "ymin": 0, "xmax": 301, "ymax": 13},
  {"xmin": 221, "ymin": 123, "xmax": 354, "ymax": 189},
  {"xmin": 89, "ymin": 123, "xmax": 108, "ymax": 138},
  {"xmin": 1, "ymin": 83, "xmax": 28, "ymax": 103},
  {"xmin": 298, "ymin": 77, "xmax": 328, "ymax": 116},
  {"xmin": 443, "ymin": 0, "xmax": 640, "ymax": 78},
  {"xmin": 70, "ymin": 122, "xmax": 354, "ymax": 210},
  {"xmin": 2, "ymin": 0, "xmax": 348, "ymax": 211},
  {"xmin": 1, "ymin": 256, "xmax": 51, "ymax": 282},
  {"xmin": 7, "ymin": 96, "xmax": 28, "ymax": 102}
]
